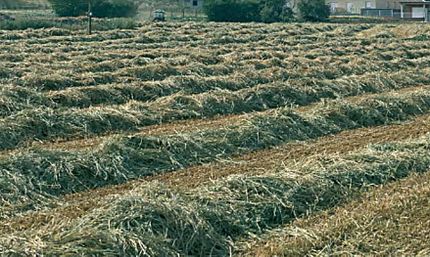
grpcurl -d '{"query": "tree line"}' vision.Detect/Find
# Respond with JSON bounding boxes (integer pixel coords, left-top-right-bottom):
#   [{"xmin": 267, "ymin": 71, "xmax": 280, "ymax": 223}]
[
  {"xmin": 47, "ymin": 0, "xmax": 138, "ymax": 18},
  {"xmin": 204, "ymin": 0, "xmax": 330, "ymax": 22},
  {"xmin": 48, "ymin": 0, "xmax": 329, "ymax": 22}
]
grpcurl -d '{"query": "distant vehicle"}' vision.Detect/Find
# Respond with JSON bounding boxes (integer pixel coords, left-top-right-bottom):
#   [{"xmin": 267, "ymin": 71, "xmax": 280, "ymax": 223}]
[
  {"xmin": 153, "ymin": 9, "xmax": 166, "ymax": 22},
  {"xmin": 0, "ymin": 13, "xmax": 15, "ymax": 21}
]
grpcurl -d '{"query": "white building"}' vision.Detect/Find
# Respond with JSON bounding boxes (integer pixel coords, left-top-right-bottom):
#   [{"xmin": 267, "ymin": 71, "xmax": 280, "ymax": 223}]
[{"xmin": 181, "ymin": 0, "xmax": 204, "ymax": 9}]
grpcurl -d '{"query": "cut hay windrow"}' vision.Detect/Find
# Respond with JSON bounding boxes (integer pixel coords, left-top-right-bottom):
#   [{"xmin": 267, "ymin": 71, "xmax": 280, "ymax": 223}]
[
  {"xmin": 1, "ymin": 68, "xmax": 429, "ymax": 150},
  {"xmin": 6, "ymin": 47, "xmax": 430, "ymax": 116},
  {"xmin": 0, "ymin": 84, "xmax": 47, "ymax": 118},
  {"xmin": 46, "ymin": 51, "xmax": 430, "ymax": 108},
  {"xmin": 0, "ymin": 22, "xmax": 340, "ymax": 42},
  {"xmin": 0, "ymin": 69, "xmax": 270, "ymax": 117},
  {"xmin": 12, "ymin": 41, "xmax": 430, "ymax": 90},
  {"xmin": 47, "ymin": 71, "xmax": 270, "ymax": 109},
  {"xmin": 235, "ymin": 172, "xmax": 430, "ymax": 256},
  {"xmin": 2, "ymin": 88, "xmax": 430, "ymax": 218},
  {"xmin": 4, "ymin": 24, "xmax": 429, "ymax": 94},
  {"xmin": 2, "ymin": 135, "xmax": 430, "ymax": 256},
  {"xmin": 0, "ymin": 52, "xmax": 425, "ymax": 117}
]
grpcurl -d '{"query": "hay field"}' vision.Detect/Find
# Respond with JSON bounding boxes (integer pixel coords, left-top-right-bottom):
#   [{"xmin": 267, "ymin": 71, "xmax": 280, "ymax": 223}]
[{"xmin": 1, "ymin": 22, "xmax": 430, "ymax": 256}]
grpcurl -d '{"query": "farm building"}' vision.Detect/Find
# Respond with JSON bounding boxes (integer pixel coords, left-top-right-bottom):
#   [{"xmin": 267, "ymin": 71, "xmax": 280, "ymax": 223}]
[
  {"xmin": 326, "ymin": 0, "xmax": 401, "ymax": 14},
  {"xmin": 400, "ymin": 1, "xmax": 430, "ymax": 19},
  {"xmin": 180, "ymin": 0, "xmax": 204, "ymax": 8},
  {"xmin": 326, "ymin": 0, "xmax": 430, "ymax": 20}
]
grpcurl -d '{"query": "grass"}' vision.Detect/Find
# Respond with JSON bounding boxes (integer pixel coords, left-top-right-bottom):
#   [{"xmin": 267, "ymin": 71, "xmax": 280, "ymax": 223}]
[
  {"xmin": 0, "ymin": 16, "xmax": 139, "ymax": 30},
  {"xmin": 0, "ymin": 0, "xmax": 49, "ymax": 9},
  {"xmin": 0, "ymin": 9, "xmax": 139, "ymax": 30}
]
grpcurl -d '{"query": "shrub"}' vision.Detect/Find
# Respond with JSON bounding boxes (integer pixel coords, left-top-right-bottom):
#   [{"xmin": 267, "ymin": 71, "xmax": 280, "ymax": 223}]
[
  {"xmin": 297, "ymin": 0, "xmax": 330, "ymax": 22},
  {"xmin": 204, "ymin": 0, "xmax": 261, "ymax": 22},
  {"xmin": 204, "ymin": 0, "xmax": 294, "ymax": 23},
  {"xmin": 259, "ymin": 0, "xmax": 294, "ymax": 23},
  {"xmin": 47, "ymin": 0, "xmax": 138, "ymax": 18},
  {"xmin": 92, "ymin": 0, "xmax": 138, "ymax": 18},
  {"xmin": 48, "ymin": 0, "xmax": 86, "ymax": 17}
]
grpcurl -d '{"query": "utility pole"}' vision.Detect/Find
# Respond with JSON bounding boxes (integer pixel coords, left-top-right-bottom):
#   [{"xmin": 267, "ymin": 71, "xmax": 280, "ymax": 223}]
[{"xmin": 87, "ymin": 0, "xmax": 93, "ymax": 35}]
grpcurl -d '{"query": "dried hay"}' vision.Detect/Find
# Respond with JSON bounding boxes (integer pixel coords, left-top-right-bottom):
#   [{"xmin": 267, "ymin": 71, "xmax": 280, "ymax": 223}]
[
  {"xmin": 1, "ymin": 88, "xmax": 430, "ymax": 218},
  {"xmin": 3, "ymin": 135, "xmax": 430, "ymax": 255}
]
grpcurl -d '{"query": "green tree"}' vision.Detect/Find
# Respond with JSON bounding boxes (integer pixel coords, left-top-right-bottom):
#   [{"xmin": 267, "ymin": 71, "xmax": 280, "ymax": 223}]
[
  {"xmin": 204, "ymin": 0, "xmax": 261, "ymax": 22},
  {"xmin": 297, "ymin": 0, "xmax": 330, "ymax": 22},
  {"xmin": 93, "ymin": 0, "xmax": 138, "ymax": 17},
  {"xmin": 204, "ymin": 0, "xmax": 293, "ymax": 22},
  {"xmin": 48, "ymin": 0, "xmax": 86, "ymax": 16},
  {"xmin": 47, "ymin": 0, "xmax": 138, "ymax": 17},
  {"xmin": 259, "ymin": 0, "xmax": 294, "ymax": 23}
]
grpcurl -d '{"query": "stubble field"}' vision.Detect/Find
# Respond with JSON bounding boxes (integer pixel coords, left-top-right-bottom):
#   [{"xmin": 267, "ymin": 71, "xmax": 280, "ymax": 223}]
[{"xmin": 1, "ymin": 21, "xmax": 430, "ymax": 256}]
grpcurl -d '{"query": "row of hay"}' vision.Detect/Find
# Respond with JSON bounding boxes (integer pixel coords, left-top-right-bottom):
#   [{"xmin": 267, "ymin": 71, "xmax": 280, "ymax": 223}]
[
  {"xmin": 1, "ymin": 66, "xmax": 429, "ymax": 150},
  {"xmin": 4, "ymin": 45, "xmax": 428, "ymax": 120},
  {"xmin": 0, "ymin": 30, "xmax": 377, "ymax": 68},
  {"xmin": 5, "ymin": 24, "xmax": 426, "ymax": 92},
  {"xmin": 0, "ymin": 21, "xmax": 339, "ymax": 42},
  {"xmin": 14, "ymin": 62, "xmax": 233, "ymax": 91},
  {"xmin": 235, "ymin": 170, "xmax": 430, "ymax": 256},
  {"xmin": 8, "ymin": 39, "xmax": 430, "ymax": 95},
  {"xmin": 2, "ymin": 88, "xmax": 430, "ymax": 218},
  {"xmin": 0, "ymin": 69, "xmax": 270, "ymax": 117},
  {"xmin": 0, "ymin": 84, "xmax": 47, "ymax": 118},
  {"xmin": 7, "ymin": 42, "xmax": 425, "ymax": 114},
  {"xmin": 49, "ymin": 71, "xmax": 271, "ymax": 108},
  {"xmin": 2, "ymin": 134, "xmax": 430, "ymax": 256}
]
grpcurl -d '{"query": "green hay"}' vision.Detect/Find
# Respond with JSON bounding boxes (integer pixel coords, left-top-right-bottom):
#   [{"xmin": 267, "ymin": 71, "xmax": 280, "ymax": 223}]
[
  {"xmin": 48, "ymin": 71, "xmax": 266, "ymax": 109},
  {"xmin": 2, "ymin": 135, "xmax": 430, "ymax": 256},
  {"xmin": 2, "ymin": 22, "xmax": 430, "ymax": 255},
  {"xmin": 2, "ymin": 23, "xmax": 430, "ymax": 121},
  {"xmin": 2, "ymin": 88, "xmax": 430, "ymax": 218},
  {"xmin": 0, "ymin": 85, "xmax": 47, "ymax": 118},
  {"xmin": 2, "ymin": 68, "xmax": 430, "ymax": 151},
  {"xmin": 19, "ymin": 73, "xmax": 84, "ymax": 91}
]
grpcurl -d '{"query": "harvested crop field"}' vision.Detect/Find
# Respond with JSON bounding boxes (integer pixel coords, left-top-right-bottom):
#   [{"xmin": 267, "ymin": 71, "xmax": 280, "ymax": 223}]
[{"xmin": 1, "ymin": 22, "xmax": 430, "ymax": 256}]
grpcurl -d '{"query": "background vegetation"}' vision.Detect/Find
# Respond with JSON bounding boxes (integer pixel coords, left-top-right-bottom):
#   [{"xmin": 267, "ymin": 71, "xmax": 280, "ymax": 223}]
[
  {"xmin": 47, "ymin": 0, "xmax": 138, "ymax": 18},
  {"xmin": 203, "ymin": 0, "xmax": 329, "ymax": 22},
  {"xmin": 297, "ymin": 0, "xmax": 330, "ymax": 22}
]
